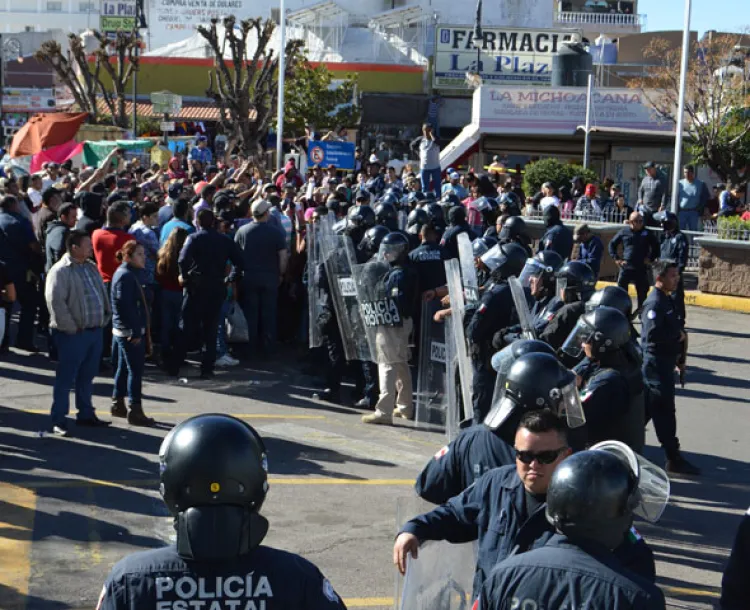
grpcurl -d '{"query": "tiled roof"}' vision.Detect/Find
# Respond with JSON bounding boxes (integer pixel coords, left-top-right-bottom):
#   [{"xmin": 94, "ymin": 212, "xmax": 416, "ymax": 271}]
[{"xmin": 95, "ymin": 99, "xmax": 244, "ymax": 121}]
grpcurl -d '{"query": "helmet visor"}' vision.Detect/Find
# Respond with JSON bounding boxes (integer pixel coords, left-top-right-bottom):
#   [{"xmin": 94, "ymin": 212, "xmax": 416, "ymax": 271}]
[
  {"xmin": 519, "ymin": 258, "xmax": 547, "ymax": 287},
  {"xmin": 561, "ymin": 318, "xmax": 595, "ymax": 358},
  {"xmin": 591, "ymin": 440, "xmax": 670, "ymax": 523},
  {"xmin": 472, "ymin": 239, "xmax": 490, "ymax": 259},
  {"xmin": 480, "ymin": 244, "xmax": 503, "ymax": 272},
  {"xmin": 558, "ymin": 381, "xmax": 586, "ymax": 428},
  {"xmin": 484, "ymin": 395, "xmax": 516, "ymax": 430},
  {"xmin": 556, "ymin": 276, "xmax": 569, "ymax": 297},
  {"xmin": 378, "ymin": 241, "xmax": 406, "ymax": 263}
]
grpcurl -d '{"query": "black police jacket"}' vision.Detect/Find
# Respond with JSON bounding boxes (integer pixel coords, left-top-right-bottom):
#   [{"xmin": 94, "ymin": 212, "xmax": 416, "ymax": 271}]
[
  {"xmin": 440, "ymin": 224, "xmax": 477, "ymax": 260},
  {"xmin": 479, "ymin": 535, "xmax": 665, "ymax": 610},
  {"xmin": 640, "ymin": 287, "xmax": 683, "ymax": 363},
  {"xmin": 96, "ymin": 544, "xmax": 347, "ymax": 610},
  {"xmin": 537, "ymin": 224, "xmax": 574, "ymax": 260},
  {"xmin": 722, "ymin": 508, "xmax": 750, "ymax": 610},
  {"xmin": 384, "ymin": 263, "xmax": 418, "ymax": 321},
  {"xmin": 539, "ymin": 300, "xmax": 585, "ymax": 352},
  {"xmin": 178, "ymin": 228, "xmax": 244, "ymax": 288},
  {"xmin": 401, "ymin": 466, "xmax": 655, "ymax": 599},
  {"xmin": 414, "ymin": 424, "xmax": 515, "ymax": 505},
  {"xmin": 574, "ymin": 361, "xmax": 630, "ymax": 447},
  {"xmin": 609, "ymin": 226, "xmax": 660, "ymax": 270},
  {"xmin": 660, "ymin": 230, "xmax": 689, "ymax": 272},
  {"xmin": 468, "ymin": 282, "xmax": 514, "ymax": 350},
  {"xmin": 408, "ymin": 242, "xmax": 447, "ymax": 293}
]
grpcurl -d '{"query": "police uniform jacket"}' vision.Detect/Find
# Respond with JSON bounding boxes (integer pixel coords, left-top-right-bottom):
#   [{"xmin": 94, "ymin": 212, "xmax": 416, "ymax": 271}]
[
  {"xmin": 479, "ymin": 535, "xmax": 665, "ymax": 610},
  {"xmin": 384, "ymin": 263, "xmax": 418, "ymax": 321},
  {"xmin": 640, "ymin": 287, "xmax": 683, "ymax": 377},
  {"xmin": 721, "ymin": 507, "xmax": 750, "ymax": 610},
  {"xmin": 96, "ymin": 544, "xmax": 347, "ymax": 610},
  {"xmin": 440, "ymin": 224, "xmax": 477, "ymax": 260},
  {"xmin": 178, "ymin": 228, "xmax": 244, "ymax": 290},
  {"xmin": 574, "ymin": 360, "xmax": 631, "ymax": 447},
  {"xmin": 408, "ymin": 242, "xmax": 447, "ymax": 293},
  {"xmin": 468, "ymin": 283, "xmax": 514, "ymax": 353},
  {"xmin": 608, "ymin": 226, "xmax": 660, "ymax": 270},
  {"xmin": 578, "ymin": 235, "xmax": 605, "ymax": 277},
  {"xmin": 415, "ymin": 425, "xmax": 515, "ymax": 505},
  {"xmin": 659, "ymin": 230, "xmax": 689, "ymax": 272},
  {"xmin": 537, "ymin": 224, "xmax": 574, "ymax": 261},
  {"xmin": 539, "ymin": 301, "xmax": 585, "ymax": 351}
]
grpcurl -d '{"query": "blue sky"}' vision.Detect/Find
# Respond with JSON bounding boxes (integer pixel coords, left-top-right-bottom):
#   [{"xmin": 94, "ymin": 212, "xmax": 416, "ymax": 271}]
[{"xmin": 642, "ymin": 0, "xmax": 749, "ymax": 34}]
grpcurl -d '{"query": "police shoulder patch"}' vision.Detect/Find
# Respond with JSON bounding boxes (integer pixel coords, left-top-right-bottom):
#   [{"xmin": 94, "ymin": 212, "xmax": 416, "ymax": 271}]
[
  {"xmin": 581, "ymin": 389, "xmax": 593, "ymax": 403},
  {"xmin": 434, "ymin": 445, "xmax": 449, "ymax": 460},
  {"xmin": 628, "ymin": 526, "xmax": 643, "ymax": 543},
  {"xmin": 322, "ymin": 578, "xmax": 339, "ymax": 602},
  {"xmin": 477, "ymin": 303, "xmax": 487, "ymax": 314}
]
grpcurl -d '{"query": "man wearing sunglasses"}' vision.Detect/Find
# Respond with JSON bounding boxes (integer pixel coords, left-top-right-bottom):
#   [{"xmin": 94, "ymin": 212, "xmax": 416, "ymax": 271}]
[{"xmin": 394, "ymin": 411, "xmax": 655, "ymax": 600}]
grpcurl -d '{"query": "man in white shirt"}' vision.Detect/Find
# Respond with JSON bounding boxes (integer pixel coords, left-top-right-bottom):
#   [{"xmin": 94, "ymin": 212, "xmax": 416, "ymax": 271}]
[
  {"xmin": 539, "ymin": 181, "xmax": 561, "ymax": 213},
  {"xmin": 27, "ymin": 174, "xmax": 44, "ymax": 213}
]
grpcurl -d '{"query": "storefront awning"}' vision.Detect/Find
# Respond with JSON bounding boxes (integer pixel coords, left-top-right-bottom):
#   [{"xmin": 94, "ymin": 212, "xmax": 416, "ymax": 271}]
[{"xmin": 440, "ymin": 123, "xmax": 480, "ymax": 170}]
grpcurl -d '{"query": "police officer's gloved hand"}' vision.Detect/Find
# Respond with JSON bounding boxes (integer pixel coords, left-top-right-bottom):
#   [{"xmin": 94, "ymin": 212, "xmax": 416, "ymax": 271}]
[{"xmin": 492, "ymin": 330, "xmax": 507, "ymax": 350}]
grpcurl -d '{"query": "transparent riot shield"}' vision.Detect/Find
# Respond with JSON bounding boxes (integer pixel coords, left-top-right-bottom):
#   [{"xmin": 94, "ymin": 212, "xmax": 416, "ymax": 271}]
[
  {"xmin": 351, "ymin": 258, "xmax": 408, "ymax": 365},
  {"xmin": 415, "ymin": 299, "xmax": 448, "ymax": 431},
  {"xmin": 508, "ymin": 276, "xmax": 536, "ymax": 340},
  {"xmin": 398, "ymin": 209, "xmax": 408, "ymax": 232},
  {"xmin": 444, "ymin": 315, "xmax": 461, "ymax": 441},
  {"xmin": 445, "ymin": 259, "xmax": 474, "ymax": 422},
  {"xmin": 307, "ymin": 222, "xmax": 324, "ymax": 348},
  {"xmin": 457, "ymin": 232, "xmax": 479, "ymax": 304},
  {"xmin": 395, "ymin": 496, "xmax": 477, "ymax": 610},
  {"xmin": 324, "ymin": 235, "xmax": 372, "ymax": 362}
]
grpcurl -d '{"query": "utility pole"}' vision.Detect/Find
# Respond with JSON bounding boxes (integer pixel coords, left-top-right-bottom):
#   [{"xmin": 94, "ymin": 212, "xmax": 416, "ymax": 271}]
[
  {"xmin": 670, "ymin": 0, "xmax": 692, "ymax": 214},
  {"xmin": 583, "ymin": 73, "xmax": 593, "ymax": 170},
  {"xmin": 275, "ymin": 0, "xmax": 286, "ymax": 170}
]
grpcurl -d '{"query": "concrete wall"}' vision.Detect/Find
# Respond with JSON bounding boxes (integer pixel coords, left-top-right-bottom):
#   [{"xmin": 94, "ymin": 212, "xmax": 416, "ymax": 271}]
[{"xmin": 698, "ymin": 241, "xmax": 750, "ymax": 298}]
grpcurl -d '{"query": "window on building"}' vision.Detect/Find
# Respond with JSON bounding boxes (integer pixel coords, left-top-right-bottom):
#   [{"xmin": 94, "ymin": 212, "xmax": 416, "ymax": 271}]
[
  {"xmin": 47, "ymin": 1, "xmax": 63, "ymax": 11},
  {"xmin": 79, "ymin": 1, "xmax": 96, "ymax": 11}
]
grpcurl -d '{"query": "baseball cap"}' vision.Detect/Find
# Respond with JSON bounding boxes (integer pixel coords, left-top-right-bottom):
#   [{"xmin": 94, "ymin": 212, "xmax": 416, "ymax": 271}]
[
  {"xmin": 449, "ymin": 171, "xmax": 460, "ymax": 180},
  {"xmin": 205, "ymin": 165, "xmax": 218, "ymax": 175},
  {"xmin": 252, "ymin": 199, "xmax": 272, "ymax": 216},
  {"xmin": 643, "ymin": 161, "xmax": 656, "ymax": 169},
  {"xmin": 167, "ymin": 183, "xmax": 182, "ymax": 201}
]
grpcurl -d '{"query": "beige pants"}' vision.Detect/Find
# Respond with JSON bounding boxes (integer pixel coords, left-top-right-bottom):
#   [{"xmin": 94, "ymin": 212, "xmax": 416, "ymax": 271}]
[{"xmin": 373, "ymin": 319, "xmax": 413, "ymax": 416}]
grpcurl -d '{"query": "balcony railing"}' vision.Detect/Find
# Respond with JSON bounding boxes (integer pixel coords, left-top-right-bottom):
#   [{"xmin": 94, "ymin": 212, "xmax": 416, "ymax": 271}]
[{"xmin": 554, "ymin": 11, "xmax": 645, "ymax": 28}]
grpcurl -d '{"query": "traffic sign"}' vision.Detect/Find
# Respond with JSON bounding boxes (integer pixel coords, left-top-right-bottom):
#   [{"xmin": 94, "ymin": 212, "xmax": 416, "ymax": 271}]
[
  {"xmin": 150, "ymin": 91, "xmax": 182, "ymax": 116},
  {"xmin": 160, "ymin": 121, "xmax": 176, "ymax": 132}
]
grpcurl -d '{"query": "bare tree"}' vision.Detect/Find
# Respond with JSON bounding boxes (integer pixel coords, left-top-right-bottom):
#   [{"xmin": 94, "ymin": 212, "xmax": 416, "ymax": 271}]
[
  {"xmin": 35, "ymin": 30, "xmax": 140, "ymax": 129},
  {"xmin": 197, "ymin": 15, "xmax": 305, "ymax": 161},
  {"xmin": 630, "ymin": 33, "xmax": 750, "ymax": 185}
]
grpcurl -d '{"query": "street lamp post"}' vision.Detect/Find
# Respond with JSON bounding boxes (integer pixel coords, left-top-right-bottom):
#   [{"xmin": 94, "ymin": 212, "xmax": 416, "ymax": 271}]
[
  {"xmin": 670, "ymin": 0, "xmax": 692, "ymax": 214},
  {"xmin": 275, "ymin": 0, "xmax": 286, "ymax": 170}
]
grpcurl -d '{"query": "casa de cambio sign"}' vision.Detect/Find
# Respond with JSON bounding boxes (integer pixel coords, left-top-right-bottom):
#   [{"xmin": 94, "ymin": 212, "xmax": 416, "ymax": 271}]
[{"xmin": 434, "ymin": 26, "xmax": 580, "ymax": 88}]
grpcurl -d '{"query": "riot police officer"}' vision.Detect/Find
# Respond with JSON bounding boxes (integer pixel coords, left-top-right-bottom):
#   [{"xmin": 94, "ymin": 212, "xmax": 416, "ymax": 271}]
[
  {"xmin": 440, "ymin": 206, "xmax": 477, "ymax": 259},
  {"xmin": 656, "ymin": 210, "xmax": 689, "ymax": 321},
  {"xmin": 539, "ymin": 261, "xmax": 596, "ymax": 358},
  {"xmin": 95, "ymin": 414, "xmax": 346, "ymax": 610},
  {"xmin": 424, "ymin": 202, "xmax": 445, "ymax": 238},
  {"xmin": 356, "ymin": 225, "xmax": 389, "ymax": 263},
  {"xmin": 408, "ymin": 223, "xmax": 446, "ymax": 296},
  {"xmin": 415, "ymin": 340, "xmax": 557, "ymax": 505},
  {"xmin": 641, "ymin": 259, "xmax": 700, "ymax": 475},
  {"xmin": 537, "ymin": 205, "xmax": 574, "ymax": 260},
  {"xmin": 472, "ymin": 236, "xmax": 497, "ymax": 288},
  {"xmin": 586, "ymin": 285, "xmax": 640, "ymax": 344},
  {"xmin": 466, "ymin": 242, "xmax": 528, "ymax": 423},
  {"xmin": 405, "ymin": 207, "xmax": 428, "ymax": 250},
  {"xmin": 562, "ymin": 306, "xmax": 646, "ymax": 452},
  {"xmin": 361, "ymin": 232, "xmax": 418, "ymax": 424},
  {"xmin": 479, "ymin": 449, "xmax": 665, "ymax": 610},
  {"xmin": 374, "ymin": 201, "xmax": 398, "ymax": 231},
  {"xmin": 609, "ymin": 211, "xmax": 660, "ymax": 312},
  {"xmin": 498, "ymin": 215, "xmax": 533, "ymax": 257},
  {"xmin": 721, "ymin": 506, "xmax": 750, "ymax": 609},
  {"xmin": 313, "ymin": 244, "xmax": 345, "ymax": 405}
]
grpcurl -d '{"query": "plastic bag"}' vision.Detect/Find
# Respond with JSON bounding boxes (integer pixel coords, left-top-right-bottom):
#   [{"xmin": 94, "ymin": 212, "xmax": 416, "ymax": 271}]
[{"xmin": 226, "ymin": 302, "xmax": 249, "ymax": 343}]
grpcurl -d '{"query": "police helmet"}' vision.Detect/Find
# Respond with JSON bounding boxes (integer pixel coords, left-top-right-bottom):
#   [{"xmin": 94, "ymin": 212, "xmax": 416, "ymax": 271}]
[
  {"xmin": 359, "ymin": 225, "xmax": 390, "ymax": 258},
  {"xmin": 480, "ymin": 242, "xmax": 528, "ymax": 280},
  {"xmin": 556, "ymin": 261, "xmax": 596, "ymax": 303},
  {"xmin": 160, "ymin": 414, "xmax": 268, "ymax": 516},
  {"xmin": 471, "ymin": 237, "xmax": 492, "ymax": 259},
  {"xmin": 380, "ymin": 193, "xmax": 400, "ymax": 207},
  {"xmin": 441, "ymin": 192, "xmax": 461, "ymax": 208},
  {"xmin": 385, "ymin": 186, "xmax": 403, "ymax": 200},
  {"xmin": 349, "ymin": 204, "xmax": 376, "ymax": 229},
  {"xmin": 423, "ymin": 191, "xmax": 437, "ymax": 203},
  {"xmin": 408, "ymin": 191, "xmax": 425, "ymax": 206},
  {"xmin": 379, "ymin": 231, "xmax": 410, "ymax": 263},
  {"xmin": 407, "ymin": 208, "xmax": 428, "ymax": 234},
  {"xmin": 354, "ymin": 188, "xmax": 371, "ymax": 203},
  {"xmin": 374, "ymin": 202, "xmax": 398, "ymax": 225},
  {"xmin": 654, "ymin": 210, "xmax": 678, "ymax": 230},
  {"xmin": 499, "ymin": 216, "xmax": 528, "ymax": 241},
  {"xmin": 485, "ymin": 352, "xmax": 585, "ymax": 431},
  {"xmin": 519, "ymin": 250, "xmax": 564, "ymax": 290},
  {"xmin": 448, "ymin": 205, "xmax": 467, "ymax": 225},
  {"xmin": 499, "ymin": 191, "xmax": 521, "ymax": 210},
  {"xmin": 426, "ymin": 202, "xmax": 445, "ymax": 225},
  {"xmin": 490, "ymin": 339, "xmax": 557, "ymax": 403},
  {"xmin": 546, "ymin": 450, "xmax": 638, "ymax": 549},
  {"xmin": 561, "ymin": 306, "xmax": 631, "ymax": 359},
  {"xmin": 586, "ymin": 286, "xmax": 633, "ymax": 319}
]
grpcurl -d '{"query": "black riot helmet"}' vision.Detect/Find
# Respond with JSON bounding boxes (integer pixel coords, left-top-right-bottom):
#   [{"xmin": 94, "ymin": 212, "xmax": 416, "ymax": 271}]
[
  {"xmin": 349, "ymin": 204, "xmax": 376, "ymax": 229},
  {"xmin": 359, "ymin": 225, "xmax": 390, "ymax": 259},
  {"xmin": 556, "ymin": 261, "xmax": 596, "ymax": 303},
  {"xmin": 447, "ymin": 205, "xmax": 467, "ymax": 225},
  {"xmin": 426, "ymin": 202, "xmax": 445, "ymax": 226},
  {"xmin": 441, "ymin": 192, "xmax": 461, "ymax": 208},
  {"xmin": 479, "ymin": 242, "xmax": 528, "ymax": 281},
  {"xmin": 654, "ymin": 210, "xmax": 679, "ymax": 232},
  {"xmin": 159, "ymin": 414, "xmax": 270, "ymax": 560},
  {"xmin": 407, "ymin": 191, "xmax": 425, "ymax": 206},
  {"xmin": 499, "ymin": 191, "xmax": 521, "ymax": 213},
  {"xmin": 546, "ymin": 450, "xmax": 638, "ymax": 549},
  {"xmin": 407, "ymin": 208, "xmax": 428, "ymax": 234},
  {"xmin": 472, "ymin": 235, "xmax": 497, "ymax": 258},
  {"xmin": 381, "ymin": 192, "xmax": 400, "ymax": 207},
  {"xmin": 499, "ymin": 215, "xmax": 528, "ymax": 241},
  {"xmin": 485, "ymin": 352, "xmax": 585, "ymax": 436},
  {"xmin": 586, "ymin": 286, "xmax": 633, "ymax": 319},
  {"xmin": 561, "ymin": 306, "xmax": 632, "ymax": 359},
  {"xmin": 519, "ymin": 250, "xmax": 564, "ymax": 293},
  {"xmin": 374, "ymin": 201, "xmax": 398, "ymax": 227},
  {"xmin": 379, "ymin": 231, "xmax": 410, "ymax": 264}
]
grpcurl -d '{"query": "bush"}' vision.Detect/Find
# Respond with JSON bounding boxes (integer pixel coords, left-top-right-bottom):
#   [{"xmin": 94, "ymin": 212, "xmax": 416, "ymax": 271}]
[
  {"xmin": 717, "ymin": 215, "xmax": 750, "ymax": 241},
  {"xmin": 522, "ymin": 158, "xmax": 598, "ymax": 197}
]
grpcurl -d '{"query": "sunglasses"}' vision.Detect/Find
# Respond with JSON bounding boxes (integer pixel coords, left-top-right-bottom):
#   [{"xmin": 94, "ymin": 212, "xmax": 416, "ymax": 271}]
[{"xmin": 515, "ymin": 447, "xmax": 567, "ymax": 465}]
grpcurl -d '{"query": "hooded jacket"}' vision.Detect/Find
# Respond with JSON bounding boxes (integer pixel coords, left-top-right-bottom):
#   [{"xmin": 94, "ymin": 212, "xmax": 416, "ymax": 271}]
[
  {"xmin": 45, "ymin": 220, "xmax": 69, "ymax": 273},
  {"xmin": 276, "ymin": 160, "xmax": 304, "ymax": 191},
  {"xmin": 75, "ymin": 192, "xmax": 104, "ymax": 236}
]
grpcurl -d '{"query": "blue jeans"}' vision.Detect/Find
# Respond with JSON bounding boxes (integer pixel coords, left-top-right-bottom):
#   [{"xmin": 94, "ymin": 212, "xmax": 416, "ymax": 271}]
[
  {"xmin": 50, "ymin": 328, "xmax": 103, "ymax": 426},
  {"xmin": 112, "ymin": 335, "xmax": 145, "ymax": 404},
  {"xmin": 241, "ymin": 281, "xmax": 278, "ymax": 352},
  {"xmin": 420, "ymin": 167, "xmax": 442, "ymax": 195},
  {"xmin": 216, "ymin": 299, "xmax": 230, "ymax": 358},
  {"xmin": 678, "ymin": 209, "xmax": 699, "ymax": 231}
]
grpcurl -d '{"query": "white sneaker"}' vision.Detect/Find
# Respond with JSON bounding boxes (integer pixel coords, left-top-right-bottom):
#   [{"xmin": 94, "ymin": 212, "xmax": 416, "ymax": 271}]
[{"xmin": 215, "ymin": 354, "xmax": 239, "ymax": 367}]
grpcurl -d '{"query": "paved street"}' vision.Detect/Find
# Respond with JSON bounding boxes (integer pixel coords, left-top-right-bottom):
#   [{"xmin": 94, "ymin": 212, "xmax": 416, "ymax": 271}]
[{"xmin": 0, "ymin": 304, "xmax": 748, "ymax": 610}]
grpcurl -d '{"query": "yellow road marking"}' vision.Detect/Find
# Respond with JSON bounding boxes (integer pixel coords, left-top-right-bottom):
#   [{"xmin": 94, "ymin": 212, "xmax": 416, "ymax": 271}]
[
  {"xmin": 343, "ymin": 598, "xmax": 394, "ymax": 608},
  {"xmin": 15, "ymin": 409, "xmax": 325, "ymax": 420},
  {"xmin": 19, "ymin": 477, "xmax": 414, "ymax": 489},
  {"xmin": 663, "ymin": 585, "xmax": 720, "ymax": 598},
  {"xmin": 0, "ymin": 483, "xmax": 36, "ymax": 610}
]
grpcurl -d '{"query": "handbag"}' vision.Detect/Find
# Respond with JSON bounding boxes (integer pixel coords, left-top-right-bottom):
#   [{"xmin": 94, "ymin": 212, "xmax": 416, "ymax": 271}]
[{"xmin": 226, "ymin": 302, "xmax": 249, "ymax": 343}]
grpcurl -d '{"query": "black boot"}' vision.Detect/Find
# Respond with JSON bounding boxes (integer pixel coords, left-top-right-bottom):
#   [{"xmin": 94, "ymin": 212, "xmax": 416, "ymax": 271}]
[
  {"xmin": 666, "ymin": 451, "xmax": 701, "ymax": 476},
  {"xmin": 127, "ymin": 403, "xmax": 156, "ymax": 427},
  {"xmin": 111, "ymin": 397, "xmax": 127, "ymax": 418}
]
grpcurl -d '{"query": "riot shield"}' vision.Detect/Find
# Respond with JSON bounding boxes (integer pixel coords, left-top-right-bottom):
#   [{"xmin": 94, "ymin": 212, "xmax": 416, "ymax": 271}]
[
  {"xmin": 443, "ymin": 315, "xmax": 461, "ymax": 441},
  {"xmin": 457, "ymin": 232, "xmax": 479, "ymax": 304},
  {"xmin": 445, "ymin": 259, "xmax": 474, "ymax": 422},
  {"xmin": 324, "ymin": 234, "xmax": 372, "ymax": 362},
  {"xmin": 395, "ymin": 497, "xmax": 477, "ymax": 610},
  {"xmin": 351, "ymin": 258, "xmax": 408, "ymax": 365},
  {"xmin": 415, "ymin": 299, "xmax": 448, "ymax": 431},
  {"xmin": 398, "ymin": 209, "xmax": 408, "ymax": 232},
  {"xmin": 307, "ymin": 222, "xmax": 325, "ymax": 349},
  {"xmin": 508, "ymin": 276, "xmax": 536, "ymax": 340}
]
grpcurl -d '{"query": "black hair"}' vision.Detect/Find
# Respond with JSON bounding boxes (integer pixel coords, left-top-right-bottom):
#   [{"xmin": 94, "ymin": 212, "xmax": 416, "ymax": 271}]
[
  {"xmin": 196, "ymin": 207, "xmax": 215, "ymax": 230},
  {"xmin": 58, "ymin": 202, "xmax": 77, "ymax": 218},
  {"xmin": 104, "ymin": 175, "xmax": 117, "ymax": 190},
  {"xmin": 173, "ymin": 198, "xmax": 190, "ymax": 220},
  {"xmin": 42, "ymin": 188, "xmax": 60, "ymax": 205},
  {"xmin": 65, "ymin": 229, "xmax": 89, "ymax": 253},
  {"xmin": 652, "ymin": 259, "xmax": 677, "ymax": 279},
  {"xmin": 138, "ymin": 201, "xmax": 159, "ymax": 219},
  {"xmin": 0, "ymin": 195, "xmax": 18, "ymax": 210},
  {"xmin": 518, "ymin": 409, "xmax": 568, "ymax": 443}
]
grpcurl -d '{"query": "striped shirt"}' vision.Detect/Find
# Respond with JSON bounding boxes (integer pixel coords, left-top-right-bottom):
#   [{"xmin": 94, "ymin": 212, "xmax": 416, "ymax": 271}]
[{"xmin": 73, "ymin": 262, "xmax": 107, "ymax": 329}]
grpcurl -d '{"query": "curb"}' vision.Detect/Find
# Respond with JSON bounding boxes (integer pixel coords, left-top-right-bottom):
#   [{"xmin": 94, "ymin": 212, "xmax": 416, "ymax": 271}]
[{"xmin": 595, "ymin": 281, "xmax": 750, "ymax": 315}]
